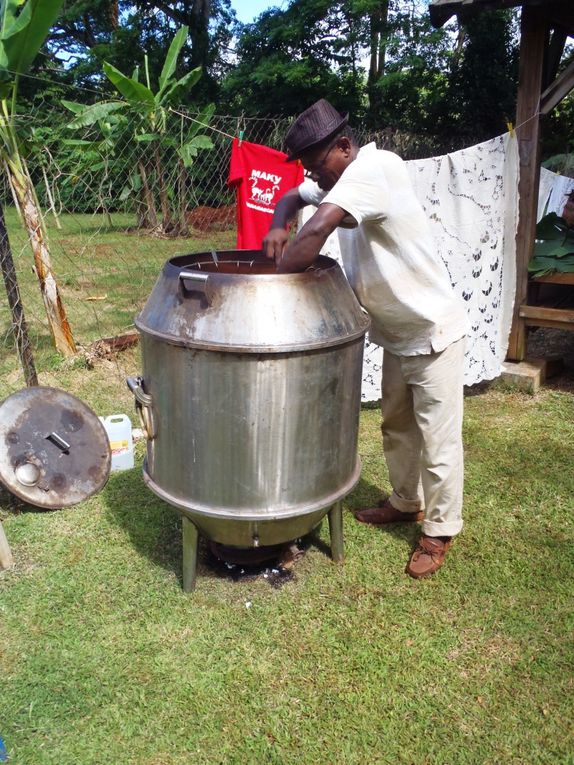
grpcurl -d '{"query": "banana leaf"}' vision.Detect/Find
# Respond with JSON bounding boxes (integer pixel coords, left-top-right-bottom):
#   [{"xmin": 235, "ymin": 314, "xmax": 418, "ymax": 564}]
[
  {"xmin": 158, "ymin": 25, "xmax": 189, "ymax": 97},
  {"xmin": 530, "ymin": 212, "xmax": 574, "ymax": 270},
  {"xmin": 533, "ymin": 238, "xmax": 574, "ymax": 259},
  {"xmin": 535, "ymin": 212, "xmax": 574, "ymax": 242},
  {"xmin": 528, "ymin": 254, "xmax": 574, "ymax": 277},
  {"xmin": 103, "ymin": 62, "xmax": 155, "ymax": 108},
  {"xmin": 0, "ymin": 0, "xmax": 63, "ymax": 77}
]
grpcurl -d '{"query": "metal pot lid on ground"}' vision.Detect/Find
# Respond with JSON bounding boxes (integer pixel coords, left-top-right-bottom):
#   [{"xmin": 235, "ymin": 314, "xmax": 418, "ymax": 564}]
[{"xmin": 0, "ymin": 386, "xmax": 111, "ymax": 508}]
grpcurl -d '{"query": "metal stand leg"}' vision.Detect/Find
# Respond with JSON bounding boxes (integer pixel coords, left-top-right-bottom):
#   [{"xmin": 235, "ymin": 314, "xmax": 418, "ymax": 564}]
[
  {"xmin": 328, "ymin": 501, "xmax": 344, "ymax": 563},
  {"xmin": 182, "ymin": 517, "xmax": 199, "ymax": 593}
]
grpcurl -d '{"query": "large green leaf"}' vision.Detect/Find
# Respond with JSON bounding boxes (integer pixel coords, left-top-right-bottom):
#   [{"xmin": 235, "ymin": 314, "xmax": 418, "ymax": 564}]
[
  {"xmin": 66, "ymin": 101, "xmax": 126, "ymax": 129},
  {"xmin": 529, "ymin": 211, "xmax": 574, "ymax": 276},
  {"xmin": 134, "ymin": 132, "xmax": 160, "ymax": 142},
  {"xmin": 0, "ymin": 0, "xmax": 63, "ymax": 76},
  {"xmin": 529, "ymin": 255, "xmax": 574, "ymax": 276},
  {"xmin": 159, "ymin": 67, "xmax": 202, "ymax": 106},
  {"xmin": 103, "ymin": 62, "xmax": 155, "ymax": 108},
  {"xmin": 189, "ymin": 135, "xmax": 213, "ymax": 150},
  {"xmin": 535, "ymin": 213, "xmax": 571, "ymax": 241},
  {"xmin": 185, "ymin": 103, "xmax": 215, "ymax": 139},
  {"xmin": 130, "ymin": 171, "xmax": 142, "ymax": 192},
  {"xmin": 158, "ymin": 25, "xmax": 188, "ymax": 97},
  {"xmin": 0, "ymin": 1, "xmax": 20, "ymax": 40},
  {"xmin": 61, "ymin": 99, "xmax": 86, "ymax": 115},
  {"xmin": 533, "ymin": 239, "xmax": 574, "ymax": 260},
  {"xmin": 1, "ymin": 0, "xmax": 29, "ymax": 42},
  {"xmin": 178, "ymin": 134, "xmax": 213, "ymax": 167},
  {"xmin": 119, "ymin": 184, "xmax": 133, "ymax": 202}
]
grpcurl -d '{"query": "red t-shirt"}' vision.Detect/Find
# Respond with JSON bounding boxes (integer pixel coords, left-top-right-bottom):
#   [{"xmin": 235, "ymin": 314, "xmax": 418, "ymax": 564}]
[{"xmin": 228, "ymin": 138, "xmax": 304, "ymax": 249}]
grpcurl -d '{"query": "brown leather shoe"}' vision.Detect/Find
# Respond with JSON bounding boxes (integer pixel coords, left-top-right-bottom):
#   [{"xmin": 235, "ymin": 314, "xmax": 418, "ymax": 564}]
[
  {"xmin": 406, "ymin": 535, "xmax": 451, "ymax": 578},
  {"xmin": 354, "ymin": 498, "xmax": 424, "ymax": 526}
]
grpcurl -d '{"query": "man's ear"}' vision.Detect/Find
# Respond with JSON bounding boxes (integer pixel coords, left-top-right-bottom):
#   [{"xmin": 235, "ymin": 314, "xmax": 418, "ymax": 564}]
[
  {"xmin": 339, "ymin": 136, "xmax": 353, "ymax": 158},
  {"xmin": 339, "ymin": 135, "xmax": 352, "ymax": 157}
]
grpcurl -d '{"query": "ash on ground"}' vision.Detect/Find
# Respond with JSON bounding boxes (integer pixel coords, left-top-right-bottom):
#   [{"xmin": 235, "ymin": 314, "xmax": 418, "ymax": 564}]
[{"xmin": 205, "ymin": 539, "xmax": 307, "ymax": 588}]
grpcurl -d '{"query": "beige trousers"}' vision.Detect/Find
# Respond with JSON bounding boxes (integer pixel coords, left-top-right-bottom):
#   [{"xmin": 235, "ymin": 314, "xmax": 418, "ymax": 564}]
[{"xmin": 381, "ymin": 337, "xmax": 465, "ymax": 538}]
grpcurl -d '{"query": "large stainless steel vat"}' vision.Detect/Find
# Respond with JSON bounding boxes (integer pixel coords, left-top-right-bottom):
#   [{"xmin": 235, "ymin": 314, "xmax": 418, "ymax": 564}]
[{"xmin": 129, "ymin": 250, "xmax": 369, "ymax": 590}]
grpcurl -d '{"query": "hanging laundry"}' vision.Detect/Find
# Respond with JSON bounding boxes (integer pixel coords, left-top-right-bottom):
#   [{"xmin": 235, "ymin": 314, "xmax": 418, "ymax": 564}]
[{"xmin": 228, "ymin": 137, "xmax": 304, "ymax": 249}]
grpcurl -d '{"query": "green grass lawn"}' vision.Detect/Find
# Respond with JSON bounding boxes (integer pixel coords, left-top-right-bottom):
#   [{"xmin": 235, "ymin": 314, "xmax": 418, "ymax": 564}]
[
  {"xmin": 0, "ymin": 209, "xmax": 237, "ymax": 394},
  {"xmin": 1, "ymin": 365, "xmax": 573, "ymax": 764},
  {"xmin": 1, "ymin": 210, "xmax": 573, "ymax": 764}
]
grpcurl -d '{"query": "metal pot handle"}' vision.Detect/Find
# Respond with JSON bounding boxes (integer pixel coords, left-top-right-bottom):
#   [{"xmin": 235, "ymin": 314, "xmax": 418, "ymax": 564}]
[
  {"xmin": 126, "ymin": 376, "xmax": 156, "ymax": 440},
  {"xmin": 179, "ymin": 271, "xmax": 213, "ymax": 305}
]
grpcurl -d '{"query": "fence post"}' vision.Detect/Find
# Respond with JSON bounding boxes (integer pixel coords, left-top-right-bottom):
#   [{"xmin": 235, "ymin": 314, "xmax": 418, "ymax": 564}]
[{"xmin": 0, "ymin": 201, "xmax": 38, "ymax": 387}]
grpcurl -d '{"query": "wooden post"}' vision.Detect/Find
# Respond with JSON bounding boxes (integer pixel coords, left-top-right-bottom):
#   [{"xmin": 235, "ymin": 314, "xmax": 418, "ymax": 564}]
[
  {"xmin": 506, "ymin": 6, "xmax": 550, "ymax": 361},
  {"xmin": 0, "ymin": 201, "xmax": 38, "ymax": 386},
  {"xmin": 0, "ymin": 522, "xmax": 13, "ymax": 570}
]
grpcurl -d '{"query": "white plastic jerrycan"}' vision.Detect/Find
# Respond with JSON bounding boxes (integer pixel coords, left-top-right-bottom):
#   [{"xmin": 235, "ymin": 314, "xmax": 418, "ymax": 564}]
[{"xmin": 99, "ymin": 414, "xmax": 134, "ymax": 471}]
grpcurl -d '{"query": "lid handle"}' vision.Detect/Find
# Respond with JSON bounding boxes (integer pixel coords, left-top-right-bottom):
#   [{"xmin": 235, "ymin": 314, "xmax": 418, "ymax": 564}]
[{"xmin": 46, "ymin": 432, "xmax": 71, "ymax": 454}]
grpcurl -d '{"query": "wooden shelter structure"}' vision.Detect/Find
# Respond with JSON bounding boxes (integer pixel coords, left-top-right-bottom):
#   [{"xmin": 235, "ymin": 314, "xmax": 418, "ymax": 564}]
[{"xmin": 429, "ymin": 0, "xmax": 574, "ymax": 361}]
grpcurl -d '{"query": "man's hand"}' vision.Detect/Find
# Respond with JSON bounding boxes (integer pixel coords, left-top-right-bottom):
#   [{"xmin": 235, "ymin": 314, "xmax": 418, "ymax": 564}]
[
  {"xmin": 262, "ymin": 189, "xmax": 305, "ymax": 265},
  {"xmin": 263, "ymin": 227, "xmax": 289, "ymax": 263}
]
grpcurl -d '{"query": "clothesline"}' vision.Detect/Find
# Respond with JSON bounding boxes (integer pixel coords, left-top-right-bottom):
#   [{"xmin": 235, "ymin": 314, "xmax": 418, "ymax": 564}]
[
  {"xmin": 168, "ymin": 107, "xmax": 237, "ymax": 139},
  {"xmin": 507, "ymin": 108, "xmax": 541, "ymax": 136},
  {"xmin": 169, "ymin": 104, "xmax": 542, "ymax": 149}
]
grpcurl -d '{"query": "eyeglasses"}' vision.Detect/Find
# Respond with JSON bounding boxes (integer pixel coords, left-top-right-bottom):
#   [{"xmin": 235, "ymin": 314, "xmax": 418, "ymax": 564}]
[{"xmin": 303, "ymin": 142, "xmax": 336, "ymax": 178}]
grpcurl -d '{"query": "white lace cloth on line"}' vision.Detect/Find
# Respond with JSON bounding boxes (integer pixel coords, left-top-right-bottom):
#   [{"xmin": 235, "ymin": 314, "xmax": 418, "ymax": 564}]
[
  {"xmin": 300, "ymin": 132, "xmax": 520, "ymax": 400},
  {"xmin": 538, "ymin": 167, "xmax": 574, "ymax": 219}
]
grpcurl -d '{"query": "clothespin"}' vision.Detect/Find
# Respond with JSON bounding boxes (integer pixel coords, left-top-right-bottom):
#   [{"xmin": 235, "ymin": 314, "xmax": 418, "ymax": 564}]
[
  {"xmin": 238, "ymin": 130, "xmax": 244, "ymax": 146},
  {"xmin": 506, "ymin": 121, "xmax": 515, "ymax": 138}
]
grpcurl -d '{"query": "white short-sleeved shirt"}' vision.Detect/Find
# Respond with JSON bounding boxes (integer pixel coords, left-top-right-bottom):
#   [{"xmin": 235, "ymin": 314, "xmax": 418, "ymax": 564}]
[{"xmin": 298, "ymin": 143, "xmax": 468, "ymax": 356}]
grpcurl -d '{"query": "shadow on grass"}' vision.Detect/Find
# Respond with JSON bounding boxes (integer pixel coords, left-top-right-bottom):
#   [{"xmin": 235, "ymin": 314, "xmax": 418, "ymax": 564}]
[
  {"xmin": 101, "ymin": 466, "xmax": 403, "ymax": 589},
  {"xmin": 102, "ymin": 467, "xmax": 302, "ymax": 587},
  {"xmin": 345, "ymin": 474, "xmax": 421, "ymax": 548},
  {"xmin": 103, "ymin": 466, "xmax": 183, "ymax": 580},
  {"xmin": 0, "ymin": 484, "xmax": 50, "ymax": 515}
]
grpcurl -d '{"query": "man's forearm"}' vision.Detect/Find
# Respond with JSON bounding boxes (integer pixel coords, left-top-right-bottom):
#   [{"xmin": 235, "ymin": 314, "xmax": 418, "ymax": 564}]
[
  {"xmin": 277, "ymin": 202, "xmax": 350, "ymax": 273},
  {"xmin": 269, "ymin": 189, "xmax": 305, "ymax": 231},
  {"xmin": 277, "ymin": 218, "xmax": 331, "ymax": 272}
]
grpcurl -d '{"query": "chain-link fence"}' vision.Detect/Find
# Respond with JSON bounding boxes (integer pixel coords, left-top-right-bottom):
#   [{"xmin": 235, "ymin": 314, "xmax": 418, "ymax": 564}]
[
  {"xmin": 0, "ymin": 108, "xmax": 283, "ymax": 394},
  {"xmin": 0, "ymin": 102, "xmax": 478, "ymax": 397}
]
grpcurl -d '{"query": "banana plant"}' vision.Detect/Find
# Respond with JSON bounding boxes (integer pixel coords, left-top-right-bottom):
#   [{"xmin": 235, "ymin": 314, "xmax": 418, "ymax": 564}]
[
  {"xmin": 0, "ymin": 0, "xmax": 76, "ymax": 355},
  {"xmin": 65, "ymin": 26, "xmax": 214, "ymax": 236}
]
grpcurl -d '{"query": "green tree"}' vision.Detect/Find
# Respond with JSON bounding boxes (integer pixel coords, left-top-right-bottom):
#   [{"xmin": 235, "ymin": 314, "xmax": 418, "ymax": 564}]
[
  {"xmin": 221, "ymin": 0, "xmax": 365, "ymax": 117},
  {"xmin": 48, "ymin": 0, "xmax": 237, "ymax": 104},
  {"xmin": 439, "ymin": 9, "xmax": 519, "ymax": 144},
  {"xmin": 64, "ymin": 25, "xmax": 214, "ymax": 236},
  {"xmin": 222, "ymin": 0, "xmax": 521, "ymax": 155},
  {"xmin": 364, "ymin": 2, "xmax": 452, "ymax": 134},
  {"xmin": 0, "ymin": 0, "xmax": 76, "ymax": 355}
]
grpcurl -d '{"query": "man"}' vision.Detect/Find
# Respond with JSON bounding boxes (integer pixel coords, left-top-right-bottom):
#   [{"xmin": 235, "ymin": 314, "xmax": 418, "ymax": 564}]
[{"xmin": 263, "ymin": 99, "xmax": 468, "ymax": 578}]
